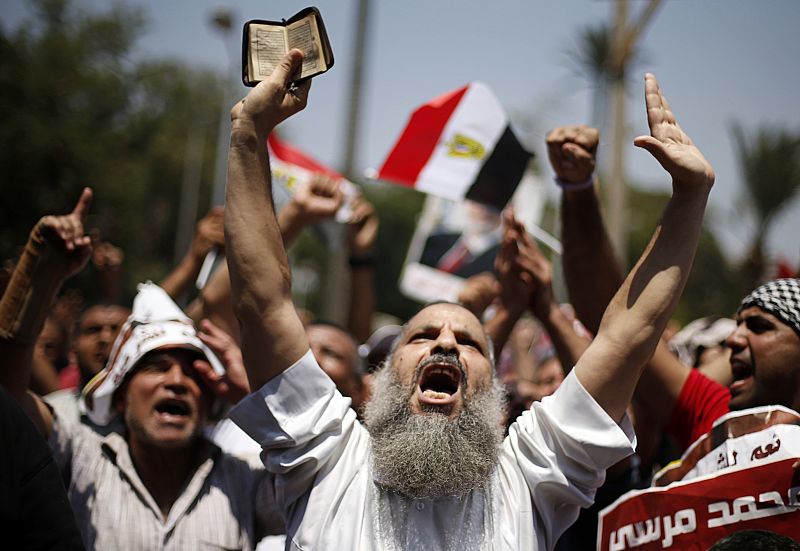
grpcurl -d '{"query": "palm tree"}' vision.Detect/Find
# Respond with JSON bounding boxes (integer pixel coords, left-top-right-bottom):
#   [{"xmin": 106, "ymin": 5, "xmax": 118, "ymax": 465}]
[
  {"xmin": 731, "ymin": 123, "xmax": 800, "ymax": 289},
  {"xmin": 563, "ymin": 1, "xmax": 661, "ymax": 262},
  {"xmin": 566, "ymin": 23, "xmax": 614, "ymax": 128}
]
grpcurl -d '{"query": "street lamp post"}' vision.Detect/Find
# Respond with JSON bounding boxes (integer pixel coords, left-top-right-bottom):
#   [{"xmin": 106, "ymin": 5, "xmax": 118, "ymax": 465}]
[
  {"xmin": 194, "ymin": 7, "xmax": 238, "ymax": 290},
  {"xmin": 209, "ymin": 7, "xmax": 238, "ymax": 208}
]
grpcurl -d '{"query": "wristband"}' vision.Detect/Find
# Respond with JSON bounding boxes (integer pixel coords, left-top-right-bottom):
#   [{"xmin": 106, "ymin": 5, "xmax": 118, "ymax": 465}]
[
  {"xmin": 554, "ymin": 175, "xmax": 595, "ymax": 191},
  {"xmin": 0, "ymin": 221, "xmax": 52, "ymax": 342}
]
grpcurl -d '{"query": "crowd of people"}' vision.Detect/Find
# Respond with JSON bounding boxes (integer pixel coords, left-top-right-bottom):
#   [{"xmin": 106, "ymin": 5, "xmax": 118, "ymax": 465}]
[{"xmin": 1, "ymin": 49, "xmax": 799, "ymax": 550}]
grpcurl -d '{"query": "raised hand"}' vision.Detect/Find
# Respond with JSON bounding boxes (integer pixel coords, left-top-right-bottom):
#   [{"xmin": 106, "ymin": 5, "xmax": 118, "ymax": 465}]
[
  {"xmin": 516, "ymin": 229, "xmax": 555, "ymax": 320},
  {"xmin": 347, "ymin": 195, "xmax": 379, "ymax": 258},
  {"xmin": 92, "ymin": 241, "xmax": 124, "ymax": 273},
  {"xmin": 294, "ymin": 175, "xmax": 344, "ymax": 225},
  {"xmin": 457, "ymin": 272, "xmax": 500, "ymax": 318},
  {"xmin": 231, "ymin": 49, "xmax": 311, "ymax": 136},
  {"xmin": 633, "ymin": 73, "xmax": 715, "ymax": 192},
  {"xmin": 194, "ymin": 319, "xmax": 251, "ymax": 404},
  {"xmin": 190, "ymin": 207, "xmax": 225, "ymax": 262},
  {"xmin": 39, "ymin": 187, "xmax": 93, "ymax": 277},
  {"xmin": 497, "ymin": 210, "xmax": 556, "ymax": 319},
  {"xmin": 546, "ymin": 125, "xmax": 599, "ymax": 184},
  {"xmin": 494, "ymin": 209, "xmax": 534, "ymax": 314}
]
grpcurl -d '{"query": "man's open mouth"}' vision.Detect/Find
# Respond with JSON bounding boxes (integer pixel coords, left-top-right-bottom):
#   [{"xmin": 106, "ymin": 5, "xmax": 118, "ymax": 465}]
[
  {"xmin": 154, "ymin": 398, "xmax": 192, "ymax": 421},
  {"xmin": 729, "ymin": 358, "xmax": 754, "ymax": 394},
  {"xmin": 416, "ymin": 363, "xmax": 462, "ymax": 406}
]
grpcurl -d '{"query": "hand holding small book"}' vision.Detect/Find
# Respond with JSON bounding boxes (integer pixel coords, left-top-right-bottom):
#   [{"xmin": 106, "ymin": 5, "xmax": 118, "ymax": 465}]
[
  {"xmin": 232, "ymin": 49, "xmax": 311, "ymax": 138},
  {"xmin": 242, "ymin": 7, "xmax": 334, "ymax": 86}
]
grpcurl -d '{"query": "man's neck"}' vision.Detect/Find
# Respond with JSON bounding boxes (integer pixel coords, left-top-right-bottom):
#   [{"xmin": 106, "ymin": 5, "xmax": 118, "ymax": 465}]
[{"xmin": 127, "ymin": 436, "xmax": 200, "ymax": 520}]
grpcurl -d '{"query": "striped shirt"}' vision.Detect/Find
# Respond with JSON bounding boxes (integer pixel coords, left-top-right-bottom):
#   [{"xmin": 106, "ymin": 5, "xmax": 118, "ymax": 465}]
[{"xmin": 49, "ymin": 415, "xmax": 283, "ymax": 550}]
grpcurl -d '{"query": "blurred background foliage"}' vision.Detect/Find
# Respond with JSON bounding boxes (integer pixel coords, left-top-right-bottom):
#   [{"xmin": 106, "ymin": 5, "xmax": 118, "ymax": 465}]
[
  {"xmin": 1, "ymin": 0, "xmax": 797, "ymax": 327},
  {"xmin": 0, "ymin": 0, "xmax": 223, "ymax": 304}
]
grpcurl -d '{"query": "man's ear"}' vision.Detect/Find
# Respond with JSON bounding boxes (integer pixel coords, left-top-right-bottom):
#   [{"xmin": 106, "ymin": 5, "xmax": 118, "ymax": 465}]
[{"xmin": 113, "ymin": 382, "xmax": 128, "ymax": 414}]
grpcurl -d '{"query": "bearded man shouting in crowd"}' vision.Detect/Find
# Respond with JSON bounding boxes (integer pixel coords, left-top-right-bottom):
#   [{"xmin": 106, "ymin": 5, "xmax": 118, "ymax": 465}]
[{"xmin": 226, "ymin": 50, "xmax": 715, "ymax": 550}]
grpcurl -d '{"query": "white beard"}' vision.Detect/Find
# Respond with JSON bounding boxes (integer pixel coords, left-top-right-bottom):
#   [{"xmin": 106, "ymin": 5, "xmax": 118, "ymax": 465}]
[{"xmin": 363, "ymin": 361, "xmax": 506, "ymax": 500}]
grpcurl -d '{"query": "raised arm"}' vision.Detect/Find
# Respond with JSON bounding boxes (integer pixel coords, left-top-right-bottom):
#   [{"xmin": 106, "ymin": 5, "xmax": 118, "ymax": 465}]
[
  {"xmin": 225, "ymin": 50, "xmax": 311, "ymax": 390},
  {"xmin": 507, "ymin": 215, "xmax": 591, "ymax": 373},
  {"xmin": 346, "ymin": 194, "xmax": 379, "ymax": 344},
  {"xmin": 161, "ymin": 207, "xmax": 224, "ymax": 300},
  {"xmin": 0, "ymin": 189, "xmax": 93, "ymax": 436},
  {"xmin": 548, "ymin": 124, "xmax": 622, "ymax": 333},
  {"xmin": 552, "ymin": 123, "xmax": 692, "ymax": 425},
  {"xmin": 484, "ymin": 210, "xmax": 534, "ymax": 357},
  {"xmin": 278, "ymin": 174, "xmax": 343, "ymax": 246},
  {"xmin": 187, "ymin": 171, "xmax": 343, "ymax": 343},
  {"xmin": 92, "ymin": 240, "xmax": 125, "ymax": 303},
  {"xmin": 573, "ymin": 74, "xmax": 714, "ymax": 422}
]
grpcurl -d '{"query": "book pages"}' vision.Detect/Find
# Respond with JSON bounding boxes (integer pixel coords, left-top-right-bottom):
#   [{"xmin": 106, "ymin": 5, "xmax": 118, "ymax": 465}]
[
  {"xmin": 248, "ymin": 24, "xmax": 287, "ymax": 81},
  {"xmin": 286, "ymin": 16, "xmax": 326, "ymax": 79}
]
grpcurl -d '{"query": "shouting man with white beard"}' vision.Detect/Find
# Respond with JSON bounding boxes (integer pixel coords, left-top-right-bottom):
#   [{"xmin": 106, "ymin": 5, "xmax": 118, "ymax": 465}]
[{"xmin": 226, "ymin": 50, "xmax": 715, "ymax": 550}]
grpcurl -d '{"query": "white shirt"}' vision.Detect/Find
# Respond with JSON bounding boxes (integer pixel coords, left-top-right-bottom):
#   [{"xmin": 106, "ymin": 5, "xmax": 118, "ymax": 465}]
[
  {"xmin": 49, "ymin": 413, "xmax": 284, "ymax": 550},
  {"xmin": 231, "ymin": 351, "xmax": 635, "ymax": 551}
]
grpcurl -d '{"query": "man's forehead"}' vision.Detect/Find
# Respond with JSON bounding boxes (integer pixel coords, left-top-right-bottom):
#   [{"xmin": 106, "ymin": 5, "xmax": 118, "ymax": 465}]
[
  {"xmin": 737, "ymin": 306, "xmax": 781, "ymax": 323},
  {"xmin": 139, "ymin": 347, "xmax": 202, "ymax": 365},
  {"xmin": 81, "ymin": 305, "xmax": 129, "ymax": 325},
  {"xmin": 407, "ymin": 303, "xmax": 485, "ymax": 334},
  {"xmin": 307, "ymin": 324, "xmax": 357, "ymax": 350}
]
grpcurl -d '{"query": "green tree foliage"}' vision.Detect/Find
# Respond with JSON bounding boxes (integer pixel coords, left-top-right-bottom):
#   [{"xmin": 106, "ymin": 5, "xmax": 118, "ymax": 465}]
[
  {"xmin": 730, "ymin": 122, "xmax": 800, "ymax": 291},
  {"xmin": 624, "ymin": 186, "xmax": 741, "ymax": 323},
  {"xmin": 0, "ymin": 0, "xmax": 224, "ymax": 302},
  {"xmin": 565, "ymin": 22, "xmax": 649, "ymax": 127}
]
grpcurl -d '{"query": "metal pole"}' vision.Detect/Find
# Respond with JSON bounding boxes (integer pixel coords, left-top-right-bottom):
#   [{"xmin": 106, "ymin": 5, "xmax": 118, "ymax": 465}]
[
  {"xmin": 209, "ymin": 7, "xmax": 238, "ymax": 208},
  {"xmin": 606, "ymin": 0, "xmax": 629, "ymax": 264},
  {"xmin": 324, "ymin": 0, "xmax": 373, "ymax": 323},
  {"xmin": 341, "ymin": 0, "xmax": 372, "ymax": 179},
  {"xmin": 211, "ymin": 91, "xmax": 233, "ymax": 208},
  {"xmin": 174, "ymin": 120, "xmax": 207, "ymax": 263},
  {"xmin": 604, "ymin": 0, "xmax": 661, "ymax": 265}
]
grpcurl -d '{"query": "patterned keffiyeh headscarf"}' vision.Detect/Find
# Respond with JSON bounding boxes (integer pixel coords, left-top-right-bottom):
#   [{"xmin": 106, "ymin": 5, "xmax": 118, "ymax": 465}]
[{"xmin": 738, "ymin": 279, "xmax": 800, "ymax": 337}]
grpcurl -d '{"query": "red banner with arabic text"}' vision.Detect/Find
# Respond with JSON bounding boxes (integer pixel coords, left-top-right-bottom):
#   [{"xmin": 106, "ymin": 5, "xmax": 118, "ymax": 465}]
[{"xmin": 598, "ymin": 458, "xmax": 800, "ymax": 550}]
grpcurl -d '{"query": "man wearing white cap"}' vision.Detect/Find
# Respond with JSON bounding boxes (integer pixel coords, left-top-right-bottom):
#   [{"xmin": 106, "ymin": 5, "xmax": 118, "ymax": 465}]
[{"xmin": 0, "ymin": 191, "xmax": 282, "ymax": 550}]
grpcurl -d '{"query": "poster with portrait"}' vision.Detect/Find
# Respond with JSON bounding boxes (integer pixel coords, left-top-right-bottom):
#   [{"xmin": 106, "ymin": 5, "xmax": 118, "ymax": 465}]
[{"xmin": 399, "ymin": 170, "xmax": 556, "ymax": 303}]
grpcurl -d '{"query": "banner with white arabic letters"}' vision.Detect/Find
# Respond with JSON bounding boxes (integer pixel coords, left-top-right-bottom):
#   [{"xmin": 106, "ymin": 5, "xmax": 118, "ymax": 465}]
[
  {"xmin": 598, "ymin": 407, "xmax": 800, "ymax": 550},
  {"xmin": 598, "ymin": 457, "xmax": 800, "ymax": 550},
  {"xmin": 652, "ymin": 405, "xmax": 800, "ymax": 487}
]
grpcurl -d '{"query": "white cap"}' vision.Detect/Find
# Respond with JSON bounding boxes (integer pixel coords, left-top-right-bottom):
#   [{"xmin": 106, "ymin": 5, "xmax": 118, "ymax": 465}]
[{"xmin": 82, "ymin": 282, "xmax": 224, "ymax": 426}]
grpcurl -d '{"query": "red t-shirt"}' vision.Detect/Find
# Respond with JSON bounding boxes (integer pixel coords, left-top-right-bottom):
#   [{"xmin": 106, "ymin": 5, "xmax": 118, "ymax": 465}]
[
  {"xmin": 57, "ymin": 363, "xmax": 80, "ymax": 391},
  {"xmin": 666, "ymin": 368, "xmax": 731, "ymax": 451}
]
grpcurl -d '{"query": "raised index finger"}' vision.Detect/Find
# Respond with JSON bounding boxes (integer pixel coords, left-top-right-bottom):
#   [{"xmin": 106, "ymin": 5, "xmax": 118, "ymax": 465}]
[
  {"xmin": 72, "ymin": 187, "xmax": 93, "ymax": 221},
  {"xmin": 644, "ymin": 73, "xmax": 666, "ymax": 132}
]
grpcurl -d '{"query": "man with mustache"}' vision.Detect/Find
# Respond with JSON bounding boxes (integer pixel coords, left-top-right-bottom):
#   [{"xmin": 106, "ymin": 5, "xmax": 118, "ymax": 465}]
[
  {"xmin": 0, "ymin": 191, "xmax": 283, "ymax": 549},
  {"xmin": 226, "ymin": 50, "xmax": 714, "ymax": 549},
  {"xmin": 43, "ymin": 302, "xmax": 130, "ymax": 435}
]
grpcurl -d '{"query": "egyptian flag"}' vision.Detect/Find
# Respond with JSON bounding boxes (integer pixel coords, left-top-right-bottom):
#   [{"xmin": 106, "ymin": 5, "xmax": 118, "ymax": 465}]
[
  {"xmin": 374, "ymin": 82, "xmax": 532, "ymax": 211},
  {"xmin": 267, "ymin": 132, "xmax": 343, "ymax": 189},
  {"xmin": 267, "ymin": 133, "xmax": 356, "ymax": 222}
]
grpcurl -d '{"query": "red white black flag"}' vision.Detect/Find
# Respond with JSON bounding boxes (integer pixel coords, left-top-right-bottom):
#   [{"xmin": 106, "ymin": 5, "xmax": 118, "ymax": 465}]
[
  {"xmin": 268, "ymin": 132, "xmax": 343, "ymax": 187},
  {"xmin": 374, "ymin": 82, "xmax": 532, "ymax": 210},
  {"xmin": 267, "ymin": 133, "xmax": 357, "ymax": 223}
]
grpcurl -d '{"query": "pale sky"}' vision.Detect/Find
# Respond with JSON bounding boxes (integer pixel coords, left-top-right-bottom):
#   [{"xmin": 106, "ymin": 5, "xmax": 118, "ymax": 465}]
[{"xmin": 3, "ymin": 0, "xmax": 799, "ymax": 265}]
